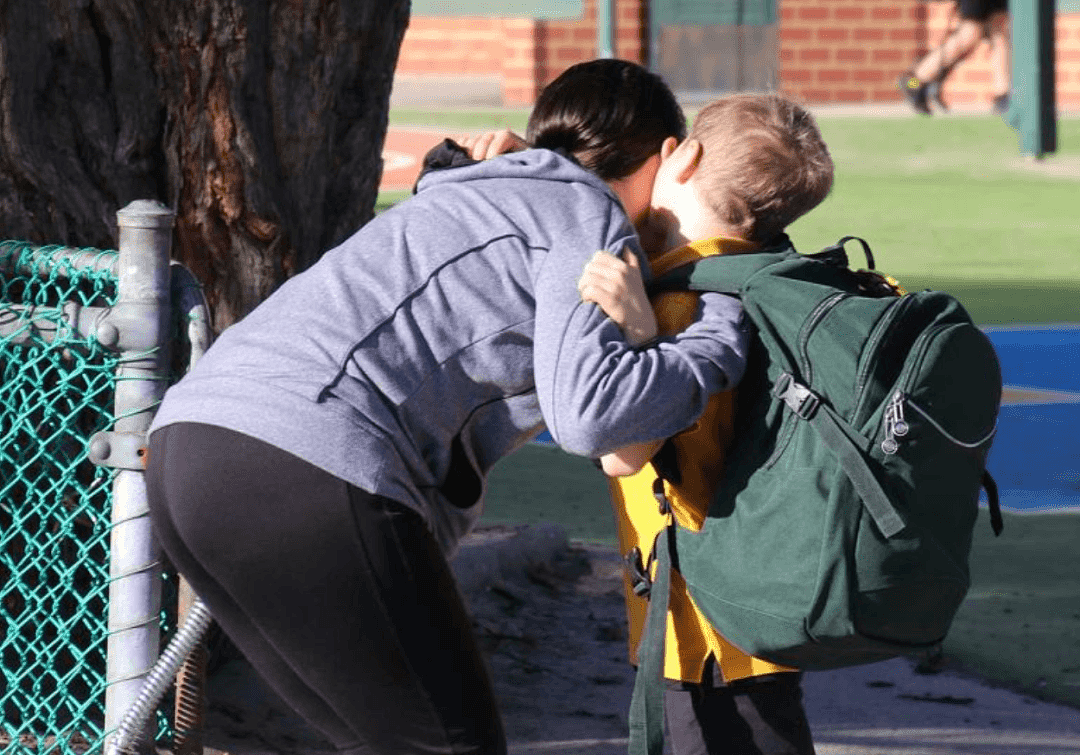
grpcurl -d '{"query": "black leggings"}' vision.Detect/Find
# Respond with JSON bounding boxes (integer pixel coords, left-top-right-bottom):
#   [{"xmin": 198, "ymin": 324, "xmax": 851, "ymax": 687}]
[{"xmin": 145, "ymin": 423, "xmax": 506, "ymax": 755}]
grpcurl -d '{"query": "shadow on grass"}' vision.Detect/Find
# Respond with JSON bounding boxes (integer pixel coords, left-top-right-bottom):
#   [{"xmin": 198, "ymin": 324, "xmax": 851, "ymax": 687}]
[
  {"xmin": 885, "ymin": 277, "xmax": 1080, "ymax": 326},
  {"xmin": 947, "ymin": 510, "xmax": 1080, "ymax": 711},
  {"xmin": 483, "ymin": 443, "xmax": 616, "ymax": 545}
]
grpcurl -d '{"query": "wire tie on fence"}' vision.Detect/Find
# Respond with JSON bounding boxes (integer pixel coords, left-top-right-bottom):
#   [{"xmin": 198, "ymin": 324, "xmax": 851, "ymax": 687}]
[
  {"xmin": 109, "ymin": 512, "xmax": 153, "ymax": 529},
  {"xmin": 114, "ymin": 373, "xmax": 170, "ymax": 383},
  {"xmin": 105, "ymin": 615, "xmax": 162, "ymax": 636},
  {"xmin": 102, "ymin": 662, "xmax": 160, "ymax": 686},
  {"xmin": 108, "ymin": 570, "xmax": 163, "ymax": 588},
  {"xmin": 115, "ymin": 352, "xmax": 164, "ymax": 367},
  {"xmin": 107, "ymin": 559, "xmax": 163, "ymax": 582},
  {"xmin": 111, "ymin": 402, "xmax": 163, "ymax": 421}
]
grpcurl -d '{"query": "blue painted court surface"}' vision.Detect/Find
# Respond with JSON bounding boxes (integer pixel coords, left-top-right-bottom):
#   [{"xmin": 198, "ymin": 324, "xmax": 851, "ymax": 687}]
[
  {"xmin": 985, "ymin": 325, "xmax": 1080, "ymax": 513},
  {"xmin": 534, "ymin": 324, "xmax": 1080, "ymax": 513}
]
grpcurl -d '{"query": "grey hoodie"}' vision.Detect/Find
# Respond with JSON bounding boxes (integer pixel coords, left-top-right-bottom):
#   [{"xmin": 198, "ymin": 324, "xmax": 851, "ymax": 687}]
[{"xmin": 150, "ymin": 148, "xmax": 749, "ymax": 554}]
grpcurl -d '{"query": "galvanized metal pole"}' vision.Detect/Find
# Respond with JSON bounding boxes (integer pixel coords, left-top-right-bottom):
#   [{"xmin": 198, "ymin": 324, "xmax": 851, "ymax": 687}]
[
  {"xmin": 170, "ymin": 262, "xmax": 215, "ymax": 755},
  {"xmin": 103, "ymin": 200, "xmax": 175, "ymax": 751},
  {"xmin": 597, "ymin": 0, "xmax": 615, "ymax": 58}
]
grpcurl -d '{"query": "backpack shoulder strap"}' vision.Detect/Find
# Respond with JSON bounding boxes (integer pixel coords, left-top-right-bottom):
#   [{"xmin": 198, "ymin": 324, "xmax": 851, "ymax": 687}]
[
  {"xmin": 647, "ymin": 237, "xmax": 800, "ymax": 296},
  {"xmin": 627, "ymin": 524, "xmax": 674, "ymax": 755},
  {"xmin": 774, "ymin": 372, "xmax": 906, "ymax": 538}
]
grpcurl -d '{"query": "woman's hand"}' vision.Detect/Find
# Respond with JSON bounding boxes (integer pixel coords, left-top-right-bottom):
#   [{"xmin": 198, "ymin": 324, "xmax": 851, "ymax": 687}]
[
  {"xmin": 455, "ymin": 129, "xmax": 528, "ymax": 160},
  {"xmin": 578, "ymin": 249, "xmax": 658, "ymax": 347}
]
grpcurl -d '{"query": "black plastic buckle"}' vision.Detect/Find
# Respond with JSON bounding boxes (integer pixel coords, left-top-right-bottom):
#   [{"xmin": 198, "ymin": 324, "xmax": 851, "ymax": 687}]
[
  {"xmin": 652, "ymin": 477, "xmax": 671, "ymax": 515},
  {"xmin": 773, "ymin": 372, "xmax": 821, "ymax": 420},
  {"xmin": 624, "ymin": 546, "xmax": 652, "ymax": 598}
]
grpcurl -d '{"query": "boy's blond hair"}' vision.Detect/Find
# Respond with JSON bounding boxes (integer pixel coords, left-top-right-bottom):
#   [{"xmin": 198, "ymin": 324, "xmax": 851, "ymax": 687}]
[{"xmin": 690, "ymin": 94, "xmax": 834, "ymax": 244}]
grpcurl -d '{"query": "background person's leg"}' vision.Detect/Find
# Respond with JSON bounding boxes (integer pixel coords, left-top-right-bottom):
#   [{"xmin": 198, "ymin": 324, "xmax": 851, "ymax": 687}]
[
  {"xmin": 987, "ymin": 9, "xmax": 1011, "ymax": 109},
  {"xmin": 912, "ymin": 19, "xmax": 983, "ymax": 83},
  {"xmin": 902, "ymin": 9, "xmax": 985, "ymax": 113},
  {"xmin": 146, "ymin": 423, "xmax": 506, "ymax": 755}
]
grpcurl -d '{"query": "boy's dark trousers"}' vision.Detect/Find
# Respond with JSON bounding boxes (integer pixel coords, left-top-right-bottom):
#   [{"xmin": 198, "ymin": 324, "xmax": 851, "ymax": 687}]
[{"xmin": 663, "ymin": 662, "xmax": 816, "ymax": 755}]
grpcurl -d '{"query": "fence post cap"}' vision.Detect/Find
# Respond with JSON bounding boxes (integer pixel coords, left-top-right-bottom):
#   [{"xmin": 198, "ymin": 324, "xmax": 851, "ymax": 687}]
[{"xmin": 117, "ymin": 200, "xmax": 175, "ymax": 229}]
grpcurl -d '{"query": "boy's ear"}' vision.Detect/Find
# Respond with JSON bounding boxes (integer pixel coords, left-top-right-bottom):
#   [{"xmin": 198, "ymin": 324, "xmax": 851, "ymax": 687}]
[
  {"xmin": 670, "ymin": 138, "xmax": 703, "ymax": 185},
  {"xmin": 660, "ymin": 136, "xmax": 680, "ymax": 159}
]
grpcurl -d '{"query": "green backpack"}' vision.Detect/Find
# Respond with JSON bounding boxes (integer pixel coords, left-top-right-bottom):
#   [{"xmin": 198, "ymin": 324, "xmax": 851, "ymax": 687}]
[{"xmin": 628, "ymin": 236, "xmax": 1003, "ymax": 755}]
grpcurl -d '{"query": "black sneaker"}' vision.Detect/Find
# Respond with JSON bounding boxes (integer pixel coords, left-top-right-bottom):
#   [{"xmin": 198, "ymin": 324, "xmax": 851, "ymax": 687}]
[
  {"xmin": 992, "ymin": 93, "xmax": 1010, "ymax": 116},
  {"xmin": 898, "ymin": 73, "xmax": 931, "ymax": 115}
]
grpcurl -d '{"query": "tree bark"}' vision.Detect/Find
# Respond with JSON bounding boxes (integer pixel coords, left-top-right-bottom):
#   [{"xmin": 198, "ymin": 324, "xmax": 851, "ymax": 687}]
[{"xmin": 0, "ymin": 0, "xmax": 410, "ymax": 328}]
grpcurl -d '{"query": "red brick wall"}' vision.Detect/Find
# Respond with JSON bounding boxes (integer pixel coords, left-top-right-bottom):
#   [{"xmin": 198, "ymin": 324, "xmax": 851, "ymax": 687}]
[
  {"xmin": 396, "ymin": 17, "xmax": 507, "ymax": 77},
  {"xmin": 778, "ymin": 0, "xmax": 927, "ymax": 104},
  {"xmin": 395, "ymin": 0, "xmax": 648, "ymax": 106},
  {"xmin": 397, "ymin": 0, "xmax": 1080, "ymax": 108},
  {"xmin": 1062, "ymin": 15, "xmax": 1080, "ymax": 110}
]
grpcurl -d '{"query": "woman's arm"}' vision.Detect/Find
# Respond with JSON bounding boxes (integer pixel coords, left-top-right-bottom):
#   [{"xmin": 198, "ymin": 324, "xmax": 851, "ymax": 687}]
[
  {"xmin": 579, "ymin": 248, "xmax": 664, "ymax": 476},
  {"xmin": 532, "ymin": 187, "xmax": 747, "ymax": 460}
]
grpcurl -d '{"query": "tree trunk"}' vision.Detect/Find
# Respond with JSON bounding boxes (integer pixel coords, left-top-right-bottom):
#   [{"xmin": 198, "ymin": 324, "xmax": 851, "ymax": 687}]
[{"xmin": 0, "ymin": 0, "xmax": 410, "ymax": 328}]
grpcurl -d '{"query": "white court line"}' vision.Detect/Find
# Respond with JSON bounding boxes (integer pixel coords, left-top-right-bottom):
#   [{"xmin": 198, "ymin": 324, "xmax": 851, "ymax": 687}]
[
  {"xmin": 508, "ymin": 738, "xmax": 628, "ymax": 752},
  {"xmin": 381, "ymin": 149, "xmax": 417, "ymax": 172},
  {"xmin": 1001, "ymin": 384, "xmax": 1080, "ymax": 405},
  {"xmin": 983, "ymin": 322, "xmax": 1080, "ymax": 332}
]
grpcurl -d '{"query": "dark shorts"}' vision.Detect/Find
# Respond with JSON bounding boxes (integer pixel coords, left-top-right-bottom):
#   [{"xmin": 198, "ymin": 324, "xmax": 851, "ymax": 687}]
[
  {"xmin": 957, "ymin": 0, "xmax": 1008, "ymax": 22},
  {"xmin": 146, "ymin": 422, "xmax": 506, "ymax": 755}
]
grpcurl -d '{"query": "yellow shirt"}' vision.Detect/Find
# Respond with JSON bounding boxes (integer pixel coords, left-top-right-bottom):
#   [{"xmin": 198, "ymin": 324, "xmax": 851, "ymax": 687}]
[{"xmin": 609, "ymin": 236, "xmax": 795, "ymax": 684}]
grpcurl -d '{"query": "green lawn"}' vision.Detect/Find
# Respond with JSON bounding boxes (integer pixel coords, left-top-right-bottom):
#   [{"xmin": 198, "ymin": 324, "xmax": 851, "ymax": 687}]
[
  {"xmin": 386, "ymin": 109, "xmax": 1080, "ymax": 708},
  {"xmin": 789, "ymin": 117, "xmax": 1080, "ymax": 325}
]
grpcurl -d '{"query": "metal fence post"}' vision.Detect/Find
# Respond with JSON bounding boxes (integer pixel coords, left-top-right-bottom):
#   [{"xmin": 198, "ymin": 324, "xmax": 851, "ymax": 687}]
[
  {"xmin": 103, "ymin": 200, "xmax": 175, "ymax": 749},
  {"xmin": 1007, "ymin": 0, "xmax": 1057, "ymax": 157}
]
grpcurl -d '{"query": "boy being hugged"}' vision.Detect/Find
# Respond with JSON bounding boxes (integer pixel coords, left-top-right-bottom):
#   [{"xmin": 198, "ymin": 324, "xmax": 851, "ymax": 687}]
[{"xmin": 579, "ymin": 93, "xmax": 834, "ymax": 755}]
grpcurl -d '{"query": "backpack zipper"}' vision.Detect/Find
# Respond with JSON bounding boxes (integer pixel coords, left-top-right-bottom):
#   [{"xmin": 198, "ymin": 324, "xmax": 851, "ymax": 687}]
[
  {"xmin": 880, "ymin": 391, "xmax": 910, "ymax": 454},
  {"xmin": 877, "ymin": 321, "xmax": 944, "ymax": 455},
  {"xmin": 797, "ymin": 291, "xmax": 849, "ymax": 384},
  {"xmin": 763, "ymin": 291, "xmax": 849, "ymax": 470},
  {"xmin": 879, "ymin": 322, "xmax": 998, "ymax": 455},
  {"xmin": 851, "ymin": 295, "xmax": 914, "ymax": 418},
  {"xmin": 880, "ymin": 391, "xmax": 998, "ymax": 455},
  {"xmin": 906, "ymin": 397, "xmax": 997, "ymax": 448}
]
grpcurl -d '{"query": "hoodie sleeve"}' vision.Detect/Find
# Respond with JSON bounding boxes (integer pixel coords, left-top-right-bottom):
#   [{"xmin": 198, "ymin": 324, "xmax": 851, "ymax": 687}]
[{"xmin": 532, "ymin": 211, "xmax": 749, "ymax": 458}]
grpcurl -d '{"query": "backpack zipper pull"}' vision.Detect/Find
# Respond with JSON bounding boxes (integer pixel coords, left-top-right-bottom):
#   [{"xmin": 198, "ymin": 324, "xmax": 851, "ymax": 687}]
[{"xmin": 882, "ymin": 391, "xmax": 909, "ymax": 455}]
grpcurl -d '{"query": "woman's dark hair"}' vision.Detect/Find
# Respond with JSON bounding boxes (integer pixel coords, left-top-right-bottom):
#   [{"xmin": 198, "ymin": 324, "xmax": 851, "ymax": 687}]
[{"xmin": 526, "ymin": 59, "xmax": 687, "ymax": 182}]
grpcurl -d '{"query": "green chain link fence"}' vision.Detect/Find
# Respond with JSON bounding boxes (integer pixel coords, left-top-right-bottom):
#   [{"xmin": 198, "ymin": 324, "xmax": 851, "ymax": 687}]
[
  {"xmin": 1, "ymin": 242, "xmax": 123, "ymax": 755},
  {"xmin": 1, "ymin": 202, "xmax": 208, "ymax": 755}
]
